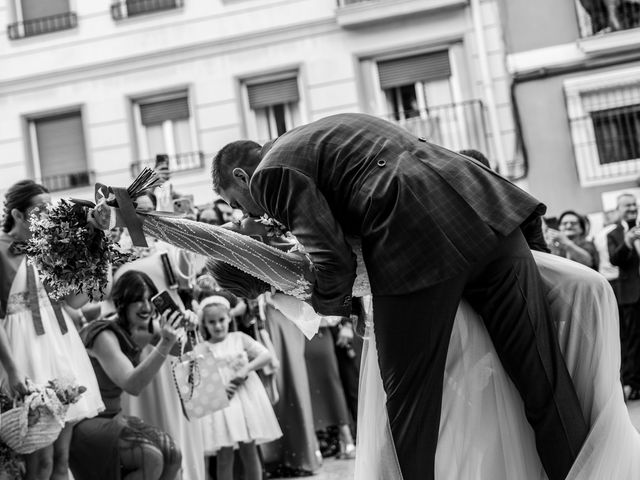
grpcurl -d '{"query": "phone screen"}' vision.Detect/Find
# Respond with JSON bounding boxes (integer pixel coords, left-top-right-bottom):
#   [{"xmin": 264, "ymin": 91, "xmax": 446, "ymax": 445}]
[{"xmin": 151, "ymin": 291, "xmax": 179, "ymax": 316}]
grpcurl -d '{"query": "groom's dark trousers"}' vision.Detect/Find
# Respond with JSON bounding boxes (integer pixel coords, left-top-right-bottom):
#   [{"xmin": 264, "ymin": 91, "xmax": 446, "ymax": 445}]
[{"xmin": 373, "ymin": 229, "xmax": 588, "ymax": 480}]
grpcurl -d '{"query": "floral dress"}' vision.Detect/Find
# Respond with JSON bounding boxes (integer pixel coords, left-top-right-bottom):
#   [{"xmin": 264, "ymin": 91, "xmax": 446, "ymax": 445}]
[{"xmin": 202, "ymin": 331, "xmax": 282, "ymax": 454}]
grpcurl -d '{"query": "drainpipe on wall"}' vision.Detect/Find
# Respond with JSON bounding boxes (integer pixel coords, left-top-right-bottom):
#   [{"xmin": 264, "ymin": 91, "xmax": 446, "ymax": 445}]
[{"xmin": 470, "ymin": 0, "xmax": 508, "ymax": 175}]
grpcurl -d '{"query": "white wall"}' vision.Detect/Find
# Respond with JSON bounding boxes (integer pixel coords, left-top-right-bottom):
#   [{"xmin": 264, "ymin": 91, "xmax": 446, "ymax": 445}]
[{"xmin": 0, "ymin": 0, "xmax": 514, "ymax": 204}]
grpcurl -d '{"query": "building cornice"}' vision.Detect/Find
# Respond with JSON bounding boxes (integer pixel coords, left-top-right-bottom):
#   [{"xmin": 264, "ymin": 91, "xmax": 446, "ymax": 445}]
[{"xmin": 0, "ymin": 17, "xmax": 339, "ymax": 94}]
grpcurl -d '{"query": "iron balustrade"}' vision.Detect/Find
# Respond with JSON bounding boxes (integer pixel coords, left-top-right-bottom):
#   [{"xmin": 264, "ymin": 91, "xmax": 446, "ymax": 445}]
[
  {"xmin": 384, "ymin": 99, "xmax": 490, "ymax": 155},
  {"xmin": 130, "ymin": 151, "xmax": 204, "ymax": 177},
  {"xmin": 111, "ymin": 0, "xmax": 183, "ymax": 20},
  {"xmin": 575, "ymin": 0, "xmax": 640, "ymax": 37},
  {"xmin": 7, "ymin": 11, "xmax": 77, "ymax": 40},
  {"xmin": 41, "ymin": 170, "xmax": 93, "ymax": 193}
]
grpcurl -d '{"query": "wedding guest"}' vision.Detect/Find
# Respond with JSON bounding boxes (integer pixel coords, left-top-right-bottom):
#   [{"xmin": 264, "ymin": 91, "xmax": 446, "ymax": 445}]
[
  {"xmin": 115, "ymin": 253, "xmax": 207, "ymax": 480},
  {"xmin": 546, "ymin": 210, "xmax": 599, "ymax": 270},
  {"xmin": 214, "ymin": 199, "xmax": 236, "ymax": 225},
  {"xmin": 304, "ymin": 316, "xmax": 356, "ymax": 459},
  {"xmin": 207, "ymin": 265, "xmax": 321, "ymax": 478},
  {"xmin": 0, "ymin": 179, "xmax": 104, "ymax": 480},
  {"xmin": 199, "ymin": 296, "xmax": 282, "ymax": 480},
  {"xmin": 69, "ymin": 271, "xmax": 183, "ymax": 480},
  {"xmin": 330, "ymin": 305, "xmax": 361, "ymax": 428},
  {"xmin": 607, "ymin": 193, "xmax": 640, "ymax": 400}
]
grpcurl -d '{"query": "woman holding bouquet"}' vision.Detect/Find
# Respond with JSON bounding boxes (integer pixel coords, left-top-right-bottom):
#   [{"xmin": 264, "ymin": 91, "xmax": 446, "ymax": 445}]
[
  {"xmin": 0, "ymin": 180, "xmax": 104, "ymax": 480},
  {"xmin": 69, "ymin": 270, "xmax": 186, "ymax": 480}
]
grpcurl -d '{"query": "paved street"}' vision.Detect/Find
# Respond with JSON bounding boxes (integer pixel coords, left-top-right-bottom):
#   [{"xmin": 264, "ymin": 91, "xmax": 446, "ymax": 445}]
[{"xmin": 275, "ymin": 400, "xmax": 640, "ymax": 480}]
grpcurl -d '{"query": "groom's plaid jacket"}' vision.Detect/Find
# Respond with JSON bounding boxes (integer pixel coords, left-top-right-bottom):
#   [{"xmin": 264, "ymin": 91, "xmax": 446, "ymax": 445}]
[{"xmin": 250, "ymin": 113, "xmax": 545, "ymax": 316}]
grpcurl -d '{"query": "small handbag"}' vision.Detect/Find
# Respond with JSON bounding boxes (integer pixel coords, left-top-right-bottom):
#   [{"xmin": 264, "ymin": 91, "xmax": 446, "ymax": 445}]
[{"xmin": 171, "ymin": 340, "xmax": 229, "ymax": 420}]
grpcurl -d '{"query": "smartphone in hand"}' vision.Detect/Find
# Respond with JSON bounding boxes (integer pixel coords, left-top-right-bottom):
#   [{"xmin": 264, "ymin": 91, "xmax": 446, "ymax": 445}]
[{"xmin": 151, "ymin": 290, "xmax": 181, "ymax": 317}]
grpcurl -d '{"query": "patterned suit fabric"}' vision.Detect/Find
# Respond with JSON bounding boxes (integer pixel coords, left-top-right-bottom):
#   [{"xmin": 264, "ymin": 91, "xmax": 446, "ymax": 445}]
[{"xmin": 251, "ymin": 113, "xmax": 545, "ymax": 316}]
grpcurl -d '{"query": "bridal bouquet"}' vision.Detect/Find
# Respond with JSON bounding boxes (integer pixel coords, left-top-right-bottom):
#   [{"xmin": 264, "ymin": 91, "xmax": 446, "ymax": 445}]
[
  {"xmin": 25, "ymin": 168, "xmax": 164, "ymax": 300},
  {"xmin": 26, "ymin": 199, "xmax": 131, "ymax": 300}
]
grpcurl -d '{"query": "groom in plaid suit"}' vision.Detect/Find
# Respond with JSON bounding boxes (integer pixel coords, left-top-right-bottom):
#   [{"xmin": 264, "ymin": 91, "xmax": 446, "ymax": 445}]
[{"xmin": 212, "ymin": 113, "xmax": 587, "ymax": 480}]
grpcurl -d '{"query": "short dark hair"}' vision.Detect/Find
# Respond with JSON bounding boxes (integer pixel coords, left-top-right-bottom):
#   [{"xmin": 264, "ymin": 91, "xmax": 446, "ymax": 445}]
[
  {"xmin": 459, "ymin": 149, "xmax": 491, "ymax": 169},
  {"xmin": 211, "ymin": 140, "xmax": 262, "ymax": 192},
  {"xmin": 2, "ymin": 180, "xmax": 49, "ymax": 233},
  {"xmin": 111, "ymin": 270, "xmax": 158, "ymax": 331}
]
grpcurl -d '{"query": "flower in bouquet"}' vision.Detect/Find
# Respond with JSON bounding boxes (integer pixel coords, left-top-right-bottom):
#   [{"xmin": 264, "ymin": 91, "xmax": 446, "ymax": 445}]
[
  {"xmin": 26, "ymin": 199, "xmax": 132, "ymax": 301},
  {"xmin": 47, "ymin": 379, "xmax": 87, "ymax": 406},
  {"xmin": 256, "ymin": 214, "xmax": 290, "ymax": 238}
]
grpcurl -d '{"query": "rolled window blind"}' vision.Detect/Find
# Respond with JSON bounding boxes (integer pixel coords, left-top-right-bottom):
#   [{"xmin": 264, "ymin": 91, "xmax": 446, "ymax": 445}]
[
  {"xmin": 21, "ymin": 0, "xmax": 69, "ymax": 20},
  {"xmin": 248, "ymin": 77, "xmax": 299, "ymax": 109},
  {"xmin": 140, "ymin": 96, "xmax": 190, "ymax": 126},
  {"xmin": 377, "ymin": 51, "xmax": 451, "ymax": 89},
  {"xmin": 35, "ymin": 112, "xmax": 86, "ymax": 178}
]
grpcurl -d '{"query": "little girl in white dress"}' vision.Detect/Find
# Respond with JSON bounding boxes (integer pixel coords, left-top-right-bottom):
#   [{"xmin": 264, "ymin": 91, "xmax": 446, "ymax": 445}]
[{"xmin": 199, "ymin": 295, "xmax": 282, "ymax": 480}]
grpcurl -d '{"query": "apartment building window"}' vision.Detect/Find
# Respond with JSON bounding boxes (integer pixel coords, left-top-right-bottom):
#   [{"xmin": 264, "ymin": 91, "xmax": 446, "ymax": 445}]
[
  {"xmin": 574, "ymin": 0, "xmax": 640, "ymax": 37},
  {"xmin": 244, "ymin": 74, "xmax": 302, "ymax": 144},
  {"xmin": 111, "ymin": 0, "xmax": 183, "ymax": 21},
  {"xmin": 565, "ymin": 67, "xmax": 640, "ymax": 186},
  {"xmin": 8, "ymin": 0, "xmax": 77, "ymax": 40},
  {"xmin": 132, "ymin": 91, "xmax": 201, "ymax": 175},
  {"xmin": 30, "ymin": 111, "xmax": 90, "ymax": 192},
  {"xmin": 377, "ymin": 50, "xmax": 453, "ymax": 121},
  {"xmin": 360, "ymin": 48, "xmax": 486, "ymax": 152},
  {"xmin": 592, "ymin": 105, "xmax": 640, "ymax": 164}
]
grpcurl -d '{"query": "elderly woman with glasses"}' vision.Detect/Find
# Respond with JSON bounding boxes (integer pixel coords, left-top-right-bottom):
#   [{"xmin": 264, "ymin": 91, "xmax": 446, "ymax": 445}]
[{"xmin": 545, "ymin": 210, "xmax": 600, "ymax": 270}]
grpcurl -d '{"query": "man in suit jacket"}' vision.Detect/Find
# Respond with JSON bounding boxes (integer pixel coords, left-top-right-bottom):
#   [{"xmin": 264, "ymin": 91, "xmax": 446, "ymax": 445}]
[
  {"xmin": 607, "ymin": 192, "xmax": 640, "ymax": 398},
  {"xmin": 211, "ymin": 113, "xmax": 587, "ymax": 480}
]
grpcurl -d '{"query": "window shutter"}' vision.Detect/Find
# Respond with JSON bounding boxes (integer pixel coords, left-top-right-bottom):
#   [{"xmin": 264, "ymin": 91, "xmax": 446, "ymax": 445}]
[
  {"xmin": 377, "ymin": 51, "xmax": 451, "ymax": 89},
  {"xmin": 248, "ymin": 78, "xmax": 299, "ymax": 109},
  {"xmin": 140, "ymin": 96, "xmax": 190, "ymax": 126},
  {"xmin": 35, "ymin": 112, "xmax": 86, "ymax": 178},
  {"xmin": 21, "ymin": 0, "xmax": 69, "ymax": 20}
]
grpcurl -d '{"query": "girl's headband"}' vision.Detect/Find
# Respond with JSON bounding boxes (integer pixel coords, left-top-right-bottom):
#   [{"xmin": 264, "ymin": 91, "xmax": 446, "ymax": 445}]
[{"xmin": 198, "ymin": 295, "xmax": 231, "ymax": 316}]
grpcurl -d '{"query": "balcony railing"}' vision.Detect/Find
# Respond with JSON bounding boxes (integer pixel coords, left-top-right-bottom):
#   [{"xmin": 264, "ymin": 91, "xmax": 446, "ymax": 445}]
[
  {"xmin": 42, "ymin": 170, "xmax": 93, "ymax": 192},
  {"xmin": 111, "ymin": 0, "xmax": 183, "ymax": 20},
  {"xmin": 575, "ymin": 0, "xmax": 640, "ymax": 37},
  {"xmin": 7, "ymin": 11, "xmax": 77, "ymax": 40},
  {"xmin": 385, "ymin": 99, "xmax": 490, "ymax": 155},
  {"xmin": 130, "ymin": 151, "xmax": 204, "ymax": 177}
]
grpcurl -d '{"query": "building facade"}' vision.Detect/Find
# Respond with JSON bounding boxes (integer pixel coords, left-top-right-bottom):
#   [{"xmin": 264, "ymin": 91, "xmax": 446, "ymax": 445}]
[
  {"xmin": 1, "ymin": 0, "xmax": 517, "ymax": 207},
  {"xmin": 501, "ymin": 0, "xmax": 640, "ymax": 217}
]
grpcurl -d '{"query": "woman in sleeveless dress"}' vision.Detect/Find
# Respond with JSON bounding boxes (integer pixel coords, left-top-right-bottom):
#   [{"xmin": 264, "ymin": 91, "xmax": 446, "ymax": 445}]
[{"xmin": 0, "ymin": 180, "xmax": 104, "ymax": 480}]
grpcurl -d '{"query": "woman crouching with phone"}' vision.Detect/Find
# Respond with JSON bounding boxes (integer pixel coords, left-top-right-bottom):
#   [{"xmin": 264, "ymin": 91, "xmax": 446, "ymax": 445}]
[{"xmin": 69, "ymin": 270, "xmax": 195, "ymax": 480}]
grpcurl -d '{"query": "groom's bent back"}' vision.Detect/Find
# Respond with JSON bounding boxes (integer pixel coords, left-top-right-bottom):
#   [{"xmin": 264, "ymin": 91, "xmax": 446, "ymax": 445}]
[{"xmin": 212, "ymin": 113, "xmax": 588, "ymax": 480}]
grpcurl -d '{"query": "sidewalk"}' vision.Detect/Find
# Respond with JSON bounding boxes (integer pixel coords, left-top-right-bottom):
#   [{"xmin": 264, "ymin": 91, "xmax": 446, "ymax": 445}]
[{"xmin": 272, "ymin": 400, "xmax": 640, "ymax": 480}]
